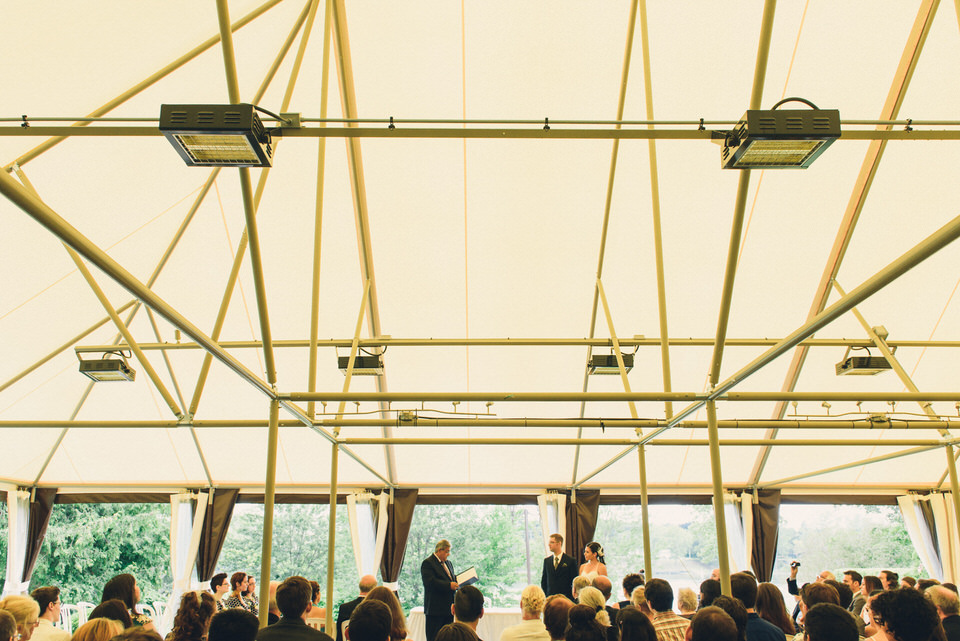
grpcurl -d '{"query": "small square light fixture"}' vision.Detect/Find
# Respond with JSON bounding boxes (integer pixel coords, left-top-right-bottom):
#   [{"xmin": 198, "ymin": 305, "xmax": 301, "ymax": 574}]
[
  {"xmin": 338, "ymin": 355, "xmax": 384, "ymax": 376},
  {"xmin": 587, "ymin": 353, "xmax": 634, "ymax": 375},
  {"xmin": 78, "ymin": 356, "xmax": 136, "ymax": 382},
  {"xmin": 160, "ymin": 104, "xmax": 273, "ymax": 167},
  {"xmin": 721, "ymin": 108, "xmax": 840, "ymax": 169}
]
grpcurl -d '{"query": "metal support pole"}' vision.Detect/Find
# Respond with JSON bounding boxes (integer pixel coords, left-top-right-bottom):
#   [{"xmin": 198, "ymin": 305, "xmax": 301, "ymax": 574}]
[
  {"xmin": 325, "ymin": 437, "xmax": 340, "ymax": 634},
  {"xmin": 707, "ymin": 401, "xmax": 731, "ymax": 595},
  {"xmin": 258, "ymin": 399, "xmax": 280, "ymax": 628},
  {"xmin": 944, "ymin": 444, "xmax": 960, "ymax": 582},
  {"xmin": 638, "ymin": 444, "xmax": 653, "ymax": 578}
]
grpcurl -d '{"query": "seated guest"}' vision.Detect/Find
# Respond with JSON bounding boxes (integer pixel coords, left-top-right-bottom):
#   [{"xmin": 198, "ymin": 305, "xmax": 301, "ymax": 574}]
[
  {"xmin": 917, "ymin": 579, "xmax": 940, "ymax": 593},
  {"xmin": 338, "ymin": 576, "xmax": 378, "ymax": 641},
  {"xmin": 453, "ymin": 585, "xmax": 485, "ymax": 635},
  {"xmin": 901, "ymin": 577, "xmax": 917, "ymax": 590},
  {"xmin": 728, "ymin": 573, "xmax": 782, "ymax": 641},
  {"xmin": 615, "ymin": 608, "xmax": 655, "ymax": 641},
  {"xmin": 71, "ymin": 618, "xmax": 124, "ymax": 641},
  {"xmin": 437, "ymin": 624, "xmax": 481, "ymax": 641},
  {"xmin": 676, "ymin": 590, "xmax": 696, "ymax": 620},
  {"xmin": 167, "ymin": 591, "xmax": 216, "ymax": 641},
  {"xmin": 365, "ymin": 587, "xmax": 407, "ymax": 641},
  {"xmin": 590, "ymin": 578, "xmax": 620, "ymax": 641},
  {"xmin": 565, "ymin": 605, "xmax": 606, "ymax": 641},
  {"xmin": 88, "ymin": 601, "xmax": 132, "ymax": 629},
  {"xmin": 577, "ymin": 587, "xmax": 612, "ymax": 641},
  {"xmin": 843, "ymin": 571, "xmax": 866, "ymax": 616},
  {"xmin": 346, "ymin": 600, "xmax": 392, "ymax": 641},
  {"xmin": 879, "ymin": 572, "xmax": 899, "ymax": 591},
  {"xmin": 257, "ymin": 576, "xmax": 334, "ymax": 641},
  {"xmin": 105, "ymin": 629, "xmax": 161, "ymax": 641},
  {"xmin": 305, "ymin": 581, "xmax": 326, "ymax": 630},
  {"xmin": 628, "ymin": 588, "xmax": 653, "ymax": 620},
  {"xmin": 755, "ymin": 582, "xmax": 794, "ymax": 637},
  {"xmin": 802, "ymin": 604, "xmax": 857, "ymax": 641},
  {"xmin": 544, "ymin": 596, "xmax": 573, "ymax": 641},
  {"xmin": 710, "ymin": 597, "xmax": 746, "ymax": 641},
  {"xmin": 619, "ymin": 576, "xmax": 645, "ymax": 610},
  {"xmin": 925, "ymin": 586, "xmax": 960, "ymax": 641},
  {"xmin": 209, "ymin": 574, "xmax": 229, "ymax": 611},
  {"xmin": 500, "ymin": 586, "xmax": 550, "ymax": 641},
  {"xmin": 245, "ymin": 577, "xmax": 260, "ymax": 616},
  {"xmin": 689, "ymin": 607, "xmax": 737, "ymax": 641},
  {"xmin": 101, "ymin": 574, "xmax": 153, "ymax": 631},
  {"xmin": 792, "ymin": 583, "xmax": 840, "ymax": 641},
  {"xmin": 698, "ymin": 580, "xmax": 720, "ymax": 611},
  {"xmin": 0, "ymin": 611, "xmax": 17, "ymax": 641},
  {"xmin": 267, "ymin": 581, "xmax": 281, "ymax": 625},
  {"xmin": 30, "ymin": 586, "xmax": 69, "ymax": 641},
  {"xmin": 870, "ymin": 589, "xmax": 939, "ymax": 641},
  {"xmin": 643, "ymin": 578, "xmax": 689, "ymax": 640},
  {"xmin": 572, "ymin": 578, "xmax": 591, "ymax": 603},
  {"xmin": 945, "ymin": 584, "xmax": 959, "ymax": 595},
  {"xmin": 208, "ymin": 609, "xmax": 259, "ymax": 641},
  {"xmin": 223, "ymin": 573, "xmax": 251, "ymax": 611},
  {"xmin": 0, "ymin": 595, "xmax": 41, "ymax": 641}
]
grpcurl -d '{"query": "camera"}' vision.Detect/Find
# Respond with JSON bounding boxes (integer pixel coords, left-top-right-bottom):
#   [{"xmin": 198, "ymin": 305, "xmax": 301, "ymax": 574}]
[{"xmin": 790, "ymin": 561, "xmax": 801, "ymax": 569}]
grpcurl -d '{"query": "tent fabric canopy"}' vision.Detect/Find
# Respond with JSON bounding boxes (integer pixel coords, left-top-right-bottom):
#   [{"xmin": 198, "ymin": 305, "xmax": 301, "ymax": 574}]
[{"xmin": 2, "ymin": 1, "xmax": 960, "ymax": 499}]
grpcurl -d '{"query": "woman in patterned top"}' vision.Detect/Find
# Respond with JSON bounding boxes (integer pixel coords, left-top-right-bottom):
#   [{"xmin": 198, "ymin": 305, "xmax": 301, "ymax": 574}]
[
  {"xmin": 101, "ymin": 574, "xmax": 155, "ymax": 632},
  {"xmin": 222, "ymin": 573, "xmax": 253, "ymax": 611}
]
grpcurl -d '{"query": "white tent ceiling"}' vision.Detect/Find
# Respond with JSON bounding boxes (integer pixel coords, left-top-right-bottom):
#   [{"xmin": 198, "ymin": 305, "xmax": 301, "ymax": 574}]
[{"xmin": 2, "ymin": 0, "xmax": 960, "ymax": 498}]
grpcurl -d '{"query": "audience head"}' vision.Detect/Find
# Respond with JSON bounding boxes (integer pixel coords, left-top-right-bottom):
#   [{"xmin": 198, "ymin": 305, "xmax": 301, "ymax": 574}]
[
  {"xmin": 72, "ymin": 618, "xmax": 124, "ymax": 641},
  {"xmin": 644, "ymin": 578, "xmax": 674, "ymax": 614},
  {"xmin": 102, "ymin": 574, "xmax": 140, "ymax": 609},
  {"xmin": 30, "ymin": 587, "xmax": 60, "ymax": 622},
  {"xmin": 276, "ymin": 576, "xmax": 312, "ymax": 620},
  {"xmin": 943, "ymin": 583, "xmax": 958, "ymax": 594},
  {"xmin": 800, "ymin": 582, "xmax": 840, "ymax": 610},
  {"xmin": 435, "ymin": 623, "xmax": 480, "ymax": 641},
  {"xmin": 0, "ymin": 611, "xmax": 16, "ymax": 641},
  {"xmin": 690, "ymin": 606, "xmax": 737, "ymax": 641},
  {"xmin": 309, "ymin": 580, "xmax": 322, "ymax": 605},
  {"xmin": 871, "ymin": 588, "xmax": 939, "ymax": 641},
  {"xmin": 803, "ymin": 603, "xmax": 857, "ymax": 641},
  {"xmin": 843, "ymin": 571, "xmax": 863, "ymax": 592},
  {"xmin": 347, "ymin": 599, "xmax": 392, "ymax": 641},
  {"xmin": 863, "ymin": 575, "xmax": 883, "ymax": 595},
  {"xmin": 520, "ymin": 585, "xmax": 547, "ymax": 617},
  {"xmin": 365, "ymin": 586, "xmax": 407, "ymax": 641},
  {"xmin": 89, "ymin": 600, "xmax": 133, "ymax": 628},
  {"xmin": 622, "ymin": 574, "xmax": 644, "ymax": 599},
  {"xmin": 916, "ymin": 579, "xmax": 939, "ymax": 593},
  {"xmin": 572, "ymin": 576, "xmax": 591, "ymax": 600},
  {"xmin": 566, "ymin": 604, "xmax": 606, "ymax": 641},
  {"xmin": 629, "ymin": 587, "xmax": 651, "ymax": 616},
  {"xmin": 359, "ymin": 575, "xmax": 378, "ymax": 595},
  {"xmin": 576, "ymin": 587, "xmax": 610, "ymax": 627},
  {"xmin": 230, "ymin": 572, "xmax": 247, "ymax": 592},
  {"xmin": 824, "ymin": 579, "xmax": 852, "ymax": 608},
  {"xmin": 880, "ymin": 571, "xmax": 900, "ymax": 591},
  {"xmin": 268, "ymin": 581, "xmax": 281, "ymax": 615},
  {"xmin": 699, "ymin": 579, "xmax": 721, "ymax": 609},
  {"xmin": 106, "ymin": 629, "xmax": 162, "ymax": 641},
  {"xmin": 728, "ymin": 573, "xmax": 758, "ymax": 610},
  {"xmin": 169, "ymin": 591, "xmax": 216, "ymax": 641},
  {"xmin": 925, "ymin": 585, "xmax": 959, "ymax": 619},
  {"xmin": 208, "ymin": 608, "xmax": 259, "ymax": 641},
  {"xmin": 616, "ymin": 606, "xmax": 656, "ymax": 641},
  {"xmin": 591, "ymin": 577, "xmax": 612, "ymax": 602},
  {"xmin": 209, "ymin": 573, "xmax": 228, "ymax": 596},
  {"xmin": 755, "ymin": 582, "xmax": 795, "ymax": 635},
  {"xmin": 543, "ymin": 596, "xmax": 574, "ymax": 641},
  {"xmin": 0, "ymin": 596, "xmax": 40, "ymax": 641},
  {"xmin": 677, "ymin": 588, "xmax": 697, "ymax": 614},
  {"xmin": 815, "ymin": 570, "xmax": 836, "ymax": 583},
  {"xmin": 710, "ymin": 596, "xmax": 747, "ymax": 641},
  {"xmin": 453, "ymin": 586, "xmax": 484, "ymax": 624},
  {"xmin": 901, "ymin": 576, "xmax": 917, "ymax": 589}
]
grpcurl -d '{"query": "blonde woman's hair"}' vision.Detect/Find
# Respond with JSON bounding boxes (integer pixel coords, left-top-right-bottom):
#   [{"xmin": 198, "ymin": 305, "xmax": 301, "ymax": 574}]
[
  {"xmin": 521, "ymin": 585, "xmax": 546, "ymax": 616},
  {"xmin": 576, "ymin": 587, "xmax": 610, "ymax": 627},
  {"xmin": 70, "ymin": 617, "xmax": 124, "ymax": 641},
  {"xmin": 677, "ymin": 587, "xmax": 697, "ymax": 612},
  {"xmin": 572, "ymin": 576, "xmax": 591, "ymax": 598},
  {"xmin": 0, "ymin": 595, "xmax": 40, "ymax": 637}
]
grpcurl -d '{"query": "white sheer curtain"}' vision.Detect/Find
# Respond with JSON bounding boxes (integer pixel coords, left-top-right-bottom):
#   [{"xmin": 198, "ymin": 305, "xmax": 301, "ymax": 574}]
[
  {"xmin": 2, "ymin": 488, "xmax": 30, "ymax": 596},
  {"xmin": 347, "ymin": 492, "xmax": 389, "ymax": 578},
  {"xmin": 722, "ymin": 491, "xmax": 753, "ymax": 575},
  {"xmin": 537, "ymin": 493, "xmax": 567, "ymax": 554},
  {"xmin": 158, "ymin": 491, "xmax": 208, "ymax": 637},
  {"xmin": 897, "ymin": 493, "xmax": 960, "ymax": 582}
]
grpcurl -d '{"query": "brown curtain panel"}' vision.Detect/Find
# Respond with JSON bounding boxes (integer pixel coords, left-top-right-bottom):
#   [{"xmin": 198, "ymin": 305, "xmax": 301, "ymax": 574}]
[
  {"xmin": 750, "ymin": 489, "xmax": 781, "ymax": 582},
  {"xmin": 195, "ymin": 488, "xmax": 240, "ymax": 581},
  {"xmin": 21, "ymin": 487, "xmax": 57, "ymax": 582},
  {"xmin": 379, "ymin": 489, "xmax": 419, "ymax": 584},
  {"xmin": 562, "ymin": 490, "xmax": 601, "ymax": 562}
]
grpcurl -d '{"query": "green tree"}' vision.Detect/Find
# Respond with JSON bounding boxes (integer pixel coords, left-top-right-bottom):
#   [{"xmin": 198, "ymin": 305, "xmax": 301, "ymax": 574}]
[{"xmin": 0, "ymin": 502, "xmax": 7, "ymax": 594}]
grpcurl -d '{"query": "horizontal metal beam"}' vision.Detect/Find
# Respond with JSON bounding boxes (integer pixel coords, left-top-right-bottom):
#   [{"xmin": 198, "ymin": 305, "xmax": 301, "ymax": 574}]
[
  {"xmin": 286, "ymin": 391, "xmax": 960, "ymax": 402},
  {"xmin": 339, "ymin": 438, "xmax": 956, "ymax": 447},
  {"xmin": 3, "ymin": 126, "xmax": 960, "ymax": 140}
]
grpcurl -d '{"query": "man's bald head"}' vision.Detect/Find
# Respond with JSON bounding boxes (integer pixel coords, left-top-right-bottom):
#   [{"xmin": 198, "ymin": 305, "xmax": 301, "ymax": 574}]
[
  {"xmin": 359, "ymin": 575, "xmax": 378, "ymax": 594},
  {"xmin": 591, "ymin": 576, "xmax": 612, "ymax": 601}
]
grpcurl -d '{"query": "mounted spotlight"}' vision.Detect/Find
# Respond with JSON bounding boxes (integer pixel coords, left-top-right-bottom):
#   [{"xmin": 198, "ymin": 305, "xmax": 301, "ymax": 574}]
[
  {"xmin": 338, "ymin": 354, "xmax": 384, "ymax": 376},
  {"xmin": 835, "ymin": 347, "xmax": 892, "ymax": 376},
  {"xmin": 160, "ymin": 103, "xmax": 273, "ymax": 167},
  {"xmin": 588, "ymin": 353, "xmax": 634, "ymax": 375},
  {"xmin": 721, "ymin": 98, "xmax": 840, "ymax": 169},
  {"xmin": 78, "ymin": 353, "xmax": 136, "ymax": 382}
]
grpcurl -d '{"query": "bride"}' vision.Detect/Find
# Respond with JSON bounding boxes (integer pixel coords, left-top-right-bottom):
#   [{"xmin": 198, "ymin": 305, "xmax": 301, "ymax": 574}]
[{"xmin": 579, "ymin": 541, "xmax": 607, "ymax": 578}]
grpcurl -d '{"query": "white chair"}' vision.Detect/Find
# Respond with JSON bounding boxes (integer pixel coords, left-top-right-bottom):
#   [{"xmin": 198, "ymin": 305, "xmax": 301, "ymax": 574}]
[
  {"xmin": 136, "ymin": 603, "xmax": 157, "ymax": 619},
  {"xmin": 59, "ymin": 604, "xmax": 76, "ymax": 634},
  {"xmin": 76, "ymin": 602, "xmax": 97, "ymax": 627},
  {"xmin": 152, "ymin": 601, "xmax": 167, "ymax": 620}
]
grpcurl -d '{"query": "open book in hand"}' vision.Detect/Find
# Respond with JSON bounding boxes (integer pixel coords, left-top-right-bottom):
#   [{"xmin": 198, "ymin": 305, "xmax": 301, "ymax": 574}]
[{"xmin": 456, "ymin": 566, "xmax": 479, "ymax": 587}]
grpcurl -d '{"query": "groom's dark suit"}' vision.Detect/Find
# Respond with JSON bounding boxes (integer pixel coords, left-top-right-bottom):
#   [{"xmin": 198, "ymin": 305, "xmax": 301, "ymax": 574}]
[
  {"xmin": 421, "ymin": 553, "xmax": 456, "ymax": 641},
  {"xmin": 541, "ymin": 553, "xmax": 578, "ymax": 600}
]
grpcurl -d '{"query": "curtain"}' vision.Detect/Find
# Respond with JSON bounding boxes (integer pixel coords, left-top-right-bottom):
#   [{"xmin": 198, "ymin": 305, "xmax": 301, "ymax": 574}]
[
  {"xmin": 3, "ymin": 489, "xmax": 30, "ymax": 596},
  {"xmin": 722, "ymin": 492, "xmax": 749, "ymax": 574},
  {"xmin": 379, "ymin": 489, "xmax": 418, "ymax": 590},
  {"xmin": 750, "ymin": 489, "xmax": 780, "ymax": 582},
  {"xmin": 537, "ymin": 493, "xmax": 567, "ymax": 554},
  {"xmin": 22, "ymin": 488, "xmax": 57, "ymax": 583},
  {"xmin": 159, "ymin": 492, "xmax": 208, "ymax": 637},
  {"xmin": 562, "ymin": 490, "xmax": 600, "ymax": 561},
  {"xmin": 347, "ymin": 491, "xmax": 389, "ymax": 578},
  {"xmin": 898, "ymin": 493, "xmax": 960, "ymax": 582},
  {"xmin": 899, "ymin": 494, "xmax": 943, "ymax": 580},
  {"xmin": 930, "ymin": 493, "xmax": 960, "ymax": 582},
  {"xmin": 195, "ymin": 488, "xmax": 239, "ymax": 581}
]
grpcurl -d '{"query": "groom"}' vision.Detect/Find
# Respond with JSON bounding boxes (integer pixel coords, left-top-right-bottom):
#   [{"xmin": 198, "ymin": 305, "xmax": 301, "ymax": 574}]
[{"xmin": 541, "ymin": 532, "xmax": 578, "ymax": 600}]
